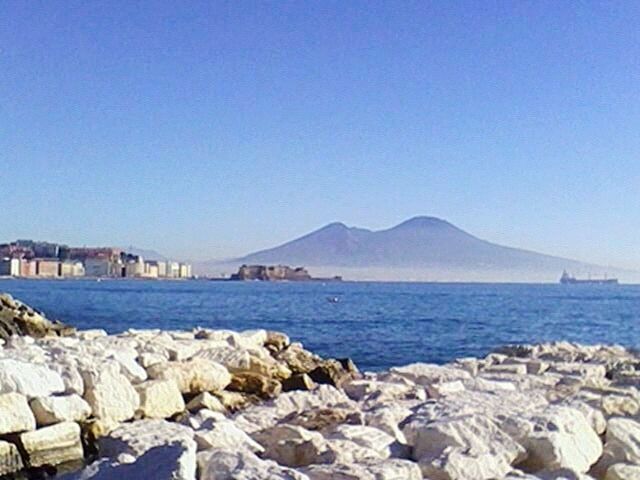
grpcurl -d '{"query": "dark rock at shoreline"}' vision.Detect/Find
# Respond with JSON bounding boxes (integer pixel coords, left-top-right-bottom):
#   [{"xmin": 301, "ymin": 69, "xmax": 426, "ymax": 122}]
[{"xmin": 0, "ymin": 294, "xmax": 75, "ymax": 341}]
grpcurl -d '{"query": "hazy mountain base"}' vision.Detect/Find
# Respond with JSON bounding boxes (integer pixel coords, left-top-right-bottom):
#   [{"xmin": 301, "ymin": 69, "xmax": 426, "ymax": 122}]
[{"xmin": 200, "ymin": 263, "xmax": 640, "ymax": 283}]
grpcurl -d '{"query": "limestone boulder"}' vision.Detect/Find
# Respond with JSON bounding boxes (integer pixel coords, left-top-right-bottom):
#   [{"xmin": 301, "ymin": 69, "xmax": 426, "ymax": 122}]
[
  {"xmin": 147, "ymin": 359, "xmax": 231, "ymax": 394},
  {"xmin": 186, "ymin": 392, "xmax": 226, "ymax": 413},
  {"xmin": 513, "ymin": 407, "xmax": 602, "ymax": 473},
  {"xmin": 0, "ymin": 392, "xmax": 36, "ymax": 434},
  {"xmin": 193, "ymin": 418, "xmax": 264, "ymax": 453},
  {"xmin": 605, "ymin": 463, "xmax": 640, "ymax": 480},
  {"xmin": 404, "ymin": 413, "xmax": 525, "ymax": 480},
  {"xmin": 251, "ymin": 424, "xmax": 332, "ymax": 467},
  {"xmin": 0, "ymin": 440, "xmax": 23, "ymax": 476},
  {"xmin": 325, "ymin": 424, "xmax": 398, "ymax": 459},
  {"xmin": 97, "ymin": 420, "xmax": 196, "ymax": 479},
  {"xmin": 197, "ymin": 448, "xmax": 309, "ymax": 480},
  {"xmin": 19, "ymin": 421, "xmax": 84, "ymax": 468},
  {"xmin": 61, "ymin": 441, "xmax": 196, "ymax": 480},
  {"xmin": 82, "ymin": 366, "xmax": 139, "ymax": 422},
  {"xmin": 135, "ymin": 379, "xmax": 185, "ymax": 419},
  {"xmin": 228, "ymin": 371, "xmax": 282, "ymax": 399},
  {"xmin": 30, "ymin": 394, "xmax": 91, "ymax": 426},
  {"xmin": 601, "ymin": 417, "xmax": 640, "ymax": 465},
  {"xmin": 300, "ymin": 459, "xmax": 422, "ymax": 480},
  {"xmin": 390, "ymin": 363, "xmax": 472, "ymax": 386},
  {"xmin": 0, "ymin": 358, "xmax": 65, "ymax": 398}
]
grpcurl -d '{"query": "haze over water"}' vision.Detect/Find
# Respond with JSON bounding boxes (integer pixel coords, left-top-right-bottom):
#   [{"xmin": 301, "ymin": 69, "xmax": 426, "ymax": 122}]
[{"xmin": 2, "ymin": 279, "xmax": 639, "ymax": 371}]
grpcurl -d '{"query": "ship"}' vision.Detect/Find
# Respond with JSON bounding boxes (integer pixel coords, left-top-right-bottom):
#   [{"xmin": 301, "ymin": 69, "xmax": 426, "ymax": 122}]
[{"xmin": 560, "ymin": 270, "xmax": 618, "ymax": 285}]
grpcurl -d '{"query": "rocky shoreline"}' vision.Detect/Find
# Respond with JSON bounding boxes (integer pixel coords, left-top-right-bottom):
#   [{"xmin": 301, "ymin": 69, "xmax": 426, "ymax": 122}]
[{"xmin": 0, "ymin": 293, "xmax": 640, "ymax": 479}]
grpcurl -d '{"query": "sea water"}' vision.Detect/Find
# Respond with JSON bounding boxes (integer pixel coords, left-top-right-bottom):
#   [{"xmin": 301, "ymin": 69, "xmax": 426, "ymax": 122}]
[{"xmin": 1, "ymin": 279, "xmax": 638, "ymax": 371}]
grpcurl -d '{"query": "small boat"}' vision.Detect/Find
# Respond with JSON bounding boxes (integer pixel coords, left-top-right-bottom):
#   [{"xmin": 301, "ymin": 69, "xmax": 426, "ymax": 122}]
[{"xmin": 326, "ymin": 296, "xmax": 340, "ymax": 303}]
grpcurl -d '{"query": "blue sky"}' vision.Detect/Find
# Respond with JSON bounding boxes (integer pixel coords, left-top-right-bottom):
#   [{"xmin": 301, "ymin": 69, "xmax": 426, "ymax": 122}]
[{"xmin": 1, "ymin": 1, "xmax": 639, "ymax": 267}]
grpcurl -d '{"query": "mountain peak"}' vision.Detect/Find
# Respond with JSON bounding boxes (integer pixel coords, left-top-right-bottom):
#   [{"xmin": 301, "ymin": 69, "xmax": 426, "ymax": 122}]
[{"xmin": 392, "ymin": 216, "xmax": 451, "ymax": 230}]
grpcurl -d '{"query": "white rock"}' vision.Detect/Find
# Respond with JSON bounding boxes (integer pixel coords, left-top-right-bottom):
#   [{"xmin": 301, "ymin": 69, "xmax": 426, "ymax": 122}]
[
  {"xmin": 404, "ymin": 413, "xmax": 525, "ymax": 480},
  {"xmin": 605, "ymin": 463, "xmax": 640, "ymax": 480},
  {"xmin": 426, "ymin": 380, "xmax": 466, "ymax": 398},
  {"xmin": 63, "ymin": 441, "xmax": 196, "ymax": 480},
  {"xmin": 197, "ymin": 448, "xmax": 309, "ymax": 480},
  {"xmin": 251, "ymin": 424, "xmax": 331, "ymax": 467},
  {"xmin": 390, "ymin": 363, "xmax": 471, "ymax": 386},
  {"xmin": 20, "ymin": 421, "xmax": 84, "ymax": 467},
  {"xmin": 234, "ymin": 385, "xmax": 354, "ymax": 433},
  {"xmin": 135, "ymin": 379, "xmax": 185, "ymax": 419},
  {"xmin": 0, "ymin": 439, "xmax": 24, "ymax": 476},
  {"xmin": 301, "ymin": 459, "xmax": 422, "ymax": 480},
  {"xmin": 97, "ymin": 419, "xmax": 196, "ymax": 479},
  {"xmin": 515, "ymin": 407, "xmax": 602, "ymax": 473},
  {"xmin": 147, "ymin": 359, "xmax": 231, "ymax": 394},
  {"xmin": 602, "ymin": 417, "xmax": 640, "ymax": 465},
  {"xmin": 0, "ymin": 359, "xmax": 65, "ymax": 398},
  {"xmin": 365, "ymin": 404, "xmax": 413, "ymax": 444},
  {"xmin": 325, "ymin": 424, "xmax": 397, "ymax": 458},
  {"xmin": 194, "ymin": 418, "xmax": 264, "ymax": 453},
  {"xmin": 0, "ymin": 392, "xmax": 36, "ymax": 434},
  {"xmin": 186, "ymin": 392, "xmax": 226, "ymax": 413},
  {"xmin": 30, "ymin": 394, "xmax": 91, "ymax": 426},
  {"xmin": 82, "ymin": 366, "xmax": 140, "ymax": 422}
]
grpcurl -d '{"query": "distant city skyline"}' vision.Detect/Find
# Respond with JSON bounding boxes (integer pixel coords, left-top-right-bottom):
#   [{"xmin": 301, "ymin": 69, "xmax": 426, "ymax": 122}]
[{"xmin": 2, "ymin": 1, "xmax": 639, "ymax": 269}]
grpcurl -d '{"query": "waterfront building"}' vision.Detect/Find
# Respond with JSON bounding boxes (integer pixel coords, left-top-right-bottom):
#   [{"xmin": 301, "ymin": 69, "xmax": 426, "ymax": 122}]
[
  {"xmin": 36, "ymin": 259, "xmax": 60, "ymax": 277},
  {"xmin": 0, "ymin": 258, "xmax": 20, "ymax": 276},
  {"xmin": 125, "ymin": 257, "xmax": 145, "ymax": 278},
  {"xmin": 143, "ymin": 261, "xmax": 159, "ymax": 278},
  {"xmin": 166, "ymin": 261, "xmax": 180, "ymax": 278},
  {"xmin": 59, "ymin": 261, "xmax": 85, "ymax": 277},
  {"xmin": 84, "ymin": 258, "xmax": 122, "ymax": 277},
  {"xmin": 19, "ymin": 259, "xmax": 37, "ymax": 277},
  {"xmin": 179, "ymin": 263, "xmax": 192, "ymax": 278},
  {"xmin": 156, "ymin": 261, "xmax": 167, "ymax": 277}
]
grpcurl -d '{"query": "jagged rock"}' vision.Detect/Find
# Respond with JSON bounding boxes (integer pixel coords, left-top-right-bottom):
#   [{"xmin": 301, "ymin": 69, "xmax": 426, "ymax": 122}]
[
  {"xmin": 282, "ymin": 373, "xmax": 317, "ymax": 392},
  {"xmin": 276, "ymin": 343, "xmax": 323, "ymax": 374},
  {"xmin": 62, "ymin": 441, "xmax": 196, "ymax": 480},
  {"xmin": 135, "ymin": 379, "xmax": 185, "ymax": 419},
  {"xmin": 228, "ymin": 371, "xmax": 282, "ymax": 398},
  {"xmin": 194, "ymin": 418, "xmax": 264, "ymax": 453},
  {"xmin": 186, "ymin": 392, "xmax": 226, "ymax": 413},
  {"xmin": 281, "ymin": 406, "xmax": 363, "ymax": 431},
  {"xmin": 30, "ymin": 394, "xmax": 91, "ymax": 426},
  {"xmin": 251, "ymin": 424, "xmax": 332, "ymax": 467},
  {"xmin": 390, "ymin": 363, "xmax": 472, "ymax": 386},
  {"xmin": 300, "ymin": 459, "xmax": 422, "ymax": 480},
  {"xmin": 513, "ymin": 407, "xmax": 602, "ymax": 473},
  {"xmin": 97, "ymin": 420, "xmax": 196, "ymax": 479},
  {"xmin": 82, "ymin": 365, "xmax": 140, "ymax": 422},
  {"xmin": 0, "ymin": 358, "xmax": 65, "ymax": 398},
  {"xmin": 0, "ymin": 440, "xmax": 23, "ymax": 476},
  {"xmin": 0, "ymin": 392, "xmax": 36, "ymax": 434},
  {"xmin": 0, "ymin": 293, "xmax": 75, "ymax": 340},
  {"xmin": 426, "ymin": 380, "xmax": 466, "ymax": 398},
  {"xmin": 605, "ymin": 463, "xmax": 640, "ymax": 480},
  {"xmin": 265, "ymin": 331, "xmax": 290, "ymax": 352},
  {"xmin": 601, "ymin": 417, "xmax": 640, "ymax": 465},
  {"xmin": 19, "ymin": 421, "xmax": 84, "ymax": 468},
  {"xmin": 193, "ymin": 346, "xmax": 276, "ymax": 376},
  {"xmin": 404, "ymin": 413, "xmax": 525, "ymax": 480},
  {"xmin": 215, "ymin": 391, "xmax": 250, "ymax": 412},
  {"xmin": 147, "ymin": 359, "xmax": 231, "ymax": 394},
  {"xmin": 324, "ymin": 424, "xmax": 398, "ymax": 459},
  {"xmin": 233, "ymin": 385, "xmax": 355, "ymax": 433},
  {"xmin": 308, "ymin": 359, "xmax": 358, "ymax": 388},
  {"xmin": 197, "ymin": 448, "xmax": 309, "ymax": 479}
]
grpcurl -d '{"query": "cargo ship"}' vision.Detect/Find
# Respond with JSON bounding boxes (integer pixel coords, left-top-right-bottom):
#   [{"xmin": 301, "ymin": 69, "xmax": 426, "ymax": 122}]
[{"xmin": 560, "ymin": 271, "xmax": 618, "ymax": 285}]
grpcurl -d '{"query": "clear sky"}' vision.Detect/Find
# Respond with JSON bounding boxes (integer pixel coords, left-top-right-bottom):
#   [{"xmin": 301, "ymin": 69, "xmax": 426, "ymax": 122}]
[{"xmin": 1, "ymin": 1, "xmax": 639, "ymax": 268}]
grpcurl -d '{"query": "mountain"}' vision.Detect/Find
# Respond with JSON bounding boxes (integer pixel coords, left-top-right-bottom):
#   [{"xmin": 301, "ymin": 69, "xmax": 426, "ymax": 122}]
[{"xmin": 199, "ymin": 217, "xmax": 638, "ymax": 282}]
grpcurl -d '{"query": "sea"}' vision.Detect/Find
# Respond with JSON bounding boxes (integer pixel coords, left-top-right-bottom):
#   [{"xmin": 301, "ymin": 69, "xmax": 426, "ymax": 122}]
[{"xmin": 1, "ymin": 279, "xmax": 638, "ymax": 371}]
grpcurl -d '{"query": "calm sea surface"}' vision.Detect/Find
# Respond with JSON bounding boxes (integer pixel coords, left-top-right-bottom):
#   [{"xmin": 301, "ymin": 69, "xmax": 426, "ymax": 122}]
[{"xmin": 1, "ymin": 279, "xmax": 638, "ymax": 371}]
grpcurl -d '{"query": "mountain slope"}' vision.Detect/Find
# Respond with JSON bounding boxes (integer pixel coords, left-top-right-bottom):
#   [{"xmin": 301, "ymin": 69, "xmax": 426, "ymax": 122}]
[{"xmin": 201, "ymin": 216, "xmax": 636, "ymax": 282}]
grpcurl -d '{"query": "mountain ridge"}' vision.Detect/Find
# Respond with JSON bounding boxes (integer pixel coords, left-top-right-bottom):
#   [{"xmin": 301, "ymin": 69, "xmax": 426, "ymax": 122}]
[{"xmin": 196, "ymin": 216, "xmax": 638, "ymax": 282}]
